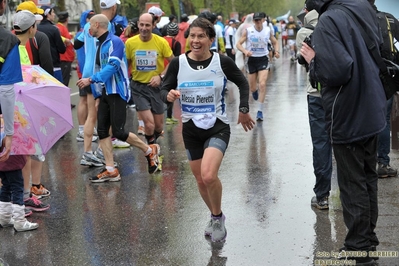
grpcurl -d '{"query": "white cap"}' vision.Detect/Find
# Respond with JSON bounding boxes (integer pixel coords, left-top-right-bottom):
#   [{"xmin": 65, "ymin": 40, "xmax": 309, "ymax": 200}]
[
  {"xmin": 13, "ymin": 10, "xmax": 42, "ymax": 32},
  {"xmin": 99, "ymin": 0, "xmax": 121, "ymax": 9},
  {"xmin": 148, "ymin": 6, "xmax": 164, "ymax": 17}
]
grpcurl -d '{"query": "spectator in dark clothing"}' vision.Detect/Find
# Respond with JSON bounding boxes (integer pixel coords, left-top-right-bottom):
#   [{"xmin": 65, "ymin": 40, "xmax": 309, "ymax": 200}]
[
  {"xmin": 164, "ymin": 22, "xmax": 181, "ymax": 57},
  {"xmin": 38, "ymin": 5, "xmax": 66, "ymax": 82},
  {"xmin": 163, "ymin": 22, "xmax": 181, "ymax": 124},
  {"xmin": 161, "ymin": 14, "xmax": 176, "ymax": 36},
  {"xmin": 301, "ymin": 0, "xmax": 385, "ymax": 264},
  {"xmin": 26, "ymin": 31, "xmax": 54, "ymax": 75}
]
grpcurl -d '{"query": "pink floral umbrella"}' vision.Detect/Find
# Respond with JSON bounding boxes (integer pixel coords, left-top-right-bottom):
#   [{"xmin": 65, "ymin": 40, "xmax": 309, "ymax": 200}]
[{"xmin": 9, "ymin": 65, "xmax": 73, "ymax": 155}]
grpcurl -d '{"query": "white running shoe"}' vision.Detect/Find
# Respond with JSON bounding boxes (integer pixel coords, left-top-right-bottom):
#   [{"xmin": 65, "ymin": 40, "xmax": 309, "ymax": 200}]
[
  {"xmin": 112, "ymin": 139, "xmax": 130, "ymax": 148},
  {"xmin": 76, "ymin": 131, "xmax": 98, "ymax": 142}
]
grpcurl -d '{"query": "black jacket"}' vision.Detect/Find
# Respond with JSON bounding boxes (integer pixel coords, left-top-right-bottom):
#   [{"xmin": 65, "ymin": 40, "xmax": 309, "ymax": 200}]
[
  {"xmin": 38, "ymin": 19, "xmax": 66, "ymax": 68},
  {"xmin": 28, "ymin": 31, "xmax": 54, "ymax": 75},
  {"xmin": 307, "ymin": 0, "xmax": 386, "ymax": 144}
]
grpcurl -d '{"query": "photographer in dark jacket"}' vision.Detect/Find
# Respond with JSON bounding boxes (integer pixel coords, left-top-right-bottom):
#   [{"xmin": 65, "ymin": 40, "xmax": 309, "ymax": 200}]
[
  {"xmin": 300, "ymin": 0, "xmax": 385, "ymax": 264},
  {"xmin": 38, "ymin": 5, "xmax": 66, "ymax": 83},
  {"xmin": 297, "ymin": 9, "xmax": 332, "ymax": 211}
]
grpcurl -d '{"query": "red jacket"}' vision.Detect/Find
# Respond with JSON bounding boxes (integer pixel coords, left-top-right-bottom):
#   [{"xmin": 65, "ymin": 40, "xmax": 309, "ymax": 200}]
[{"xmin": 56, "ymin": 23, "xmax": 75, "ymax": 62}]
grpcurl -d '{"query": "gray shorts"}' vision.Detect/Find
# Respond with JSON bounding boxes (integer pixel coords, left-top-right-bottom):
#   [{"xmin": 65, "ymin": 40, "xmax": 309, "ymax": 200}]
[
  {"xmin": 0, "ymin": 84, "xmax": 16, "ymax": 135},
  {"xmin": 130, "ymin": 80, "xmax": 165, "ymax": 114}
]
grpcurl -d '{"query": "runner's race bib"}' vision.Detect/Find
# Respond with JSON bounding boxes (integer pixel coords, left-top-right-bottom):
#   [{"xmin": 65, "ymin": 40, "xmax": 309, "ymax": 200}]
[
  {"xmin": 135, "ymin": 50, "xmax": 157, "ymax": 71},
  {"xmin": 179, "ymin": 81, "xmax": 216, "ymax": 130}
]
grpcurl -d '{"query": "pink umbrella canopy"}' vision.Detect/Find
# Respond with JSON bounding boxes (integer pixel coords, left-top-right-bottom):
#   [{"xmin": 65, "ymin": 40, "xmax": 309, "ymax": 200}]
[{"xmin": 10, "ymin": 65, "xmax": 73, "ymax": 155}]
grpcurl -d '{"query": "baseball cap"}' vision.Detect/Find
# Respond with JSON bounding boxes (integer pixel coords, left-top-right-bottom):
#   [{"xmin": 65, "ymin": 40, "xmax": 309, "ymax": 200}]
[
  {"xmin": 100, "ymin": 0, "xmax": 121, "ymax": 9},
  {"xmin": 16, "ymin": 1, "xmax": 44, "ymax": 15},
  {"xmin": 167, "ymin": 22, "xmax": 178, "ymax": 36},
  {"xmin": 13, "ymin": 10, "xmax": 42, "ymax": 32},
  {"xmin": 148, "ymin": 6, "xmax": 164, "ymax": 17},
  {"xmin": 40, "ymin": 5, "xmax": 55, "ymax": 16},
  {"xmin": 228, "ymin": 19, "xmax": 237, "ymax": 24},
  {"xmin": 253, "ymin": 12, "xmax": 264, "ymax": 20}
]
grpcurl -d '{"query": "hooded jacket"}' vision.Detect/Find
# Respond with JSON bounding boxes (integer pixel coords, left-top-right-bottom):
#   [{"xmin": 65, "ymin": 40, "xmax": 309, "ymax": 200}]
[
  {"xmin": 75, "ymin": 10, "xmax": 94, "ymax": 78},
  {"xmin": 306, "ymin": 0, "xmax": 386, "ymax": 144},
  {"xmin": 296, "ymin": 10, "xmax": 319, "ymax": 96}
]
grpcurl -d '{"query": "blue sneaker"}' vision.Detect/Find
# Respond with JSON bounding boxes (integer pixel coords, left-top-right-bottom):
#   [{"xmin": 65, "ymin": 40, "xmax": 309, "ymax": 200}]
[
  {"xmin": 252, "ymin": 90, "xmax": 259, "ymax": 101},
  {"xmin": 256, "ymin": 111, "xmax": 263, "ymax": 121}
]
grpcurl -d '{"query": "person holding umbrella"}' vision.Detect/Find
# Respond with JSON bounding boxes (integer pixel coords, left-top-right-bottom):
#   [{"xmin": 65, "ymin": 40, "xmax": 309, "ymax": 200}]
[
  {"xmin": 15, "ymin": 1, "xmax": 53, "ymax": 76},
  {"xmin": 77, "ymin": 14, "xmax": 161, "ymax": 181},
  {"xmin": 13, "ymin": 9, "xmax": 51, "ymax": 213},
  {"xmin": 15, "ymin": 1, "xmax": 55, "ymax": 204}
]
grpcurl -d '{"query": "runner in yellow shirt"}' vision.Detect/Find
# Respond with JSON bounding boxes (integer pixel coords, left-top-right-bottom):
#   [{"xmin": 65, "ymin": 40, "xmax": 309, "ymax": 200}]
[{"xmin": 125, "ymin": 13, "xmax": 173, "ymax": 147}]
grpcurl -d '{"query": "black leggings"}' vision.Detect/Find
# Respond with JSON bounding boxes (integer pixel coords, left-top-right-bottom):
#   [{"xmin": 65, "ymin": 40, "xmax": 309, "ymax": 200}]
[{"xmin": 97, "ymin": 91, "xmax": 129, "ymax": 141}]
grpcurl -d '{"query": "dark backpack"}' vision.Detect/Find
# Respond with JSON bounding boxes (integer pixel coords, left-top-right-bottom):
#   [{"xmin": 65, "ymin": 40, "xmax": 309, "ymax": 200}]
[
  {"xmin": 329, "ymin": 4, "xmax": 399, "ymax": 99},
  {"xmin": 376, "ymin": 11, "xmax": 399, "ymax": 63}
]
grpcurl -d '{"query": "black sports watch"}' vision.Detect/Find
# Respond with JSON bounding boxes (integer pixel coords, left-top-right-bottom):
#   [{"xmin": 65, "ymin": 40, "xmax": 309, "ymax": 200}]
[{"xmin": 239, "ymin": 107, "xmax": 249, "ymax": 114}]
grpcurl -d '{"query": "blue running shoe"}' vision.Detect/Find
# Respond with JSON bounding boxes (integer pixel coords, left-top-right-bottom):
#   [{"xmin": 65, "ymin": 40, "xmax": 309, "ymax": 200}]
[
  {"xmin": 256, "ymin": 111, "xmax": 263, "ymax": 121},
  {"xmin": 252, "ymin": 90, "xmax": 259, "ymax": 101}
]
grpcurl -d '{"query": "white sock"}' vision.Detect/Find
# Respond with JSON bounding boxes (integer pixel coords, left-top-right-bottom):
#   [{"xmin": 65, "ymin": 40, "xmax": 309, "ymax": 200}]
[
  {"xmin": 139, "ymin": 120, "xmax": 144, "ymax": 127},
  {"xmin": 79, "ymin": 125, "xmax": 84, "ymax": 133},
  {"xmin": 106, "ymin": 166, "xmax": 115, "ymax": 172},
  {"xmin": 258, "ymin": 102, "xmax": 264, "ymax": 111}
]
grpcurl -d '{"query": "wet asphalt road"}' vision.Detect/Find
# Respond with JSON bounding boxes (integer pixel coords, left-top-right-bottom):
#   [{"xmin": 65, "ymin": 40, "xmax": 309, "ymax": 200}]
[{"xmin": 0, "ymin": 51, "xmax": 398, "ymax": 266}]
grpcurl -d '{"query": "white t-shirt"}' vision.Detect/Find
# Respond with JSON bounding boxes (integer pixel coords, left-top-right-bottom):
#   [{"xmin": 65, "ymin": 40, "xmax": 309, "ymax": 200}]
[
  {"xmin": 262, "ymin": 21, "xmax": 275, "ymax": 36},
  {"xmin": 224, "ymin": 26, "xmax": 236, "ymax": 49}
]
